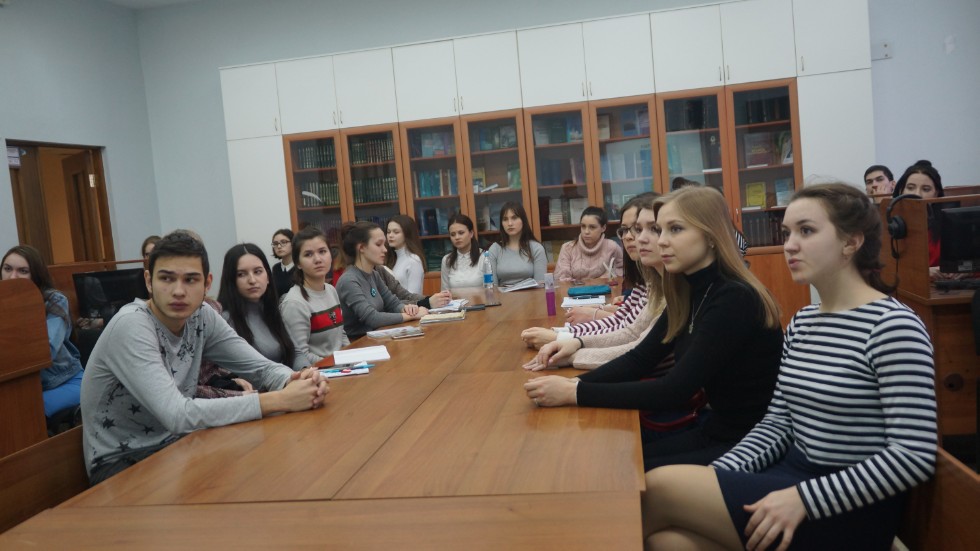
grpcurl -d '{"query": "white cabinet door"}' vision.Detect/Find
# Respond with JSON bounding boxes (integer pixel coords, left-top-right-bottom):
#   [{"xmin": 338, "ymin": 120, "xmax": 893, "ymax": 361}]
[
  {"xmin": 226, "ymin": 136, "xmax": 291, "ymax": 249},
  {"xmin": 720, "ymin": 0, "xmax": 796, "ymax": 85},
  {"xmin": 333, "ymin": 48, "xmax": 398, "ymax": 128},
  {"xmin": 583, "ymin": 14, "xmax": 655, "ymax": 99},
  {"xmin": 454, "ymin": 32, "xmax": 522, "ymax": 114},
  {"xmin": 393, "ymin": 41, "xmax": 459, "ymax": 122},
  {"xmin": 797, "ymin": 70, "xmax": 874, "ymax": 184},
  {"xmin": 793, "ymin": 0, "xmax": 871, "ymax": 75},
  {"xmin": 651, "ymin": 6, "xmax": 724, "ymax": 92},
  {"xmin": 220, "ymin": 64, "xmax": 280, "ymax": 140},
  {"xmin": 276, "ymin": 56, "xmax": 338, "ymax": 134},
  {"xmin": 517, "ymin": 23, "xmax": 587, "ymax": 108}
]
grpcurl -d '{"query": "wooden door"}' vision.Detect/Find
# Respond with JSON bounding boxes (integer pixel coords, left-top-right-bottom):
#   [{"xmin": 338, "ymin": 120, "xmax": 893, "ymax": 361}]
[{"xmin": 62, "ymin": 151, "xmax": 110, "ymax": 262}]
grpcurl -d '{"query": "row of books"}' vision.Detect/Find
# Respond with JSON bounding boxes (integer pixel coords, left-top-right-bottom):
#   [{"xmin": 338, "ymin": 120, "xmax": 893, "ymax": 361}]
[
  {"xmin": 742, "ymin": 131, "xmax": 793, "ymax": 168},
  {"xmin": 355, "ymin": 214, "xmax": 393, "ymax": 232},
  {"xmin": 663, "ymin": 98, "xmax": 720, "ymax": 132},
  {"xmin": 666, "ymin": 133, "xmax": 722, "ymax": 176},
  {"xmin": 414, "ymin": 168, "xmax": 458, "ymax": 198},
  {"xmin": 409, "ymin": 130, "xmax": 455, "ymax": 158},
  {"xmin": 472, "ymin": 164, "xmax": 522, "ymax": 192},
  {"xmin": 298, "ymin": 180, "xmax": 340, "ymax": 207},
  {"xmin": 475, "ymin": 202, "xmax": 504, "ymax": 232},
  {"xmin": 352, "ymin": 176, "xmax": 398, "ymax": 203},
  {"xmin": 739, "ymin": 96, "xmax": 791, "ymax": 125},
  {"xmin": 596, "ymin": 107, "xmax": 650, "ymax": 140},
  {"xmin": 537, "ymin": 158, "xmax": 586, "ymax": 187},
  {"xmin": 349, "ymin": 137, "xmax": 395, "ymax": 165},
  {"xmin": 539, "ymin": 196, "xmax": 589, "ymax": 227},
  {"xmin": 742, "ymin": 210, "xmax": 786, "ymax": 247},
  {"xmin": 600, "ymin": 141, "xmax": 653, "ymax": 182},
  {"xmin": 294, "ymin": 143, "xmax": 336, "ymax": 169},
  {"xmin": 470, "ymin": 124, "xmax": 518, "ymax": 152},
  {"xmin": 298, "ymin": 217, "xmax": 343, "ymax": 245},
  {"xmin": 743, "ymin": 178, "xmax": 794, "ymax": 209},
  {"xmin": 416, "ymin": 207, "xmax": 451, "ymax": 237},
  {"xmin": 422, "ymin": 239, "xmax": 454, "ymax": 271},
  {"xmin": 532, "ymin": 116, "xmax": 583, "ymax": 146}
]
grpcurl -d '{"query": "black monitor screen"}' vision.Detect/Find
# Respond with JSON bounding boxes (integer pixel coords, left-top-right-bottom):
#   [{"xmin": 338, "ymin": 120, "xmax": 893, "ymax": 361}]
[
  {"xmin": 939, "ymin": 205, "xmax": 980, "ymax": 273},
  {"xmin": 72, "ymin": 268, "xmax": 148, "ymax": 322}
]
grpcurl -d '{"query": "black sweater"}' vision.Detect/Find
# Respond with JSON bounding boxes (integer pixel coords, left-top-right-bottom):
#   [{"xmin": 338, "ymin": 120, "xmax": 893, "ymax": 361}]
[{"xmin": 576, "ymin": 263, "xmax": 783, "ymax": 442}]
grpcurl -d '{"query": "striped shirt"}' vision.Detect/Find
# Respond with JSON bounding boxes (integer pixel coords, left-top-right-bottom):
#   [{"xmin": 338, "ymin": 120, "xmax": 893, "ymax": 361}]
[
  {"xmin": 570, "ymin": 284, "xmax": 648, "ymax": 337},
  {"xmin": 712, "ymin": 297, "xmax": 937, "ymax": 520}
]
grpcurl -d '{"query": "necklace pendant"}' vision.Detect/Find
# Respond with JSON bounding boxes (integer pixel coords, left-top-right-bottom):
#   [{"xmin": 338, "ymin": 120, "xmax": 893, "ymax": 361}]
[{"xmin": 688, "ymin": 322, "xmax": 694, "ymax": 334}]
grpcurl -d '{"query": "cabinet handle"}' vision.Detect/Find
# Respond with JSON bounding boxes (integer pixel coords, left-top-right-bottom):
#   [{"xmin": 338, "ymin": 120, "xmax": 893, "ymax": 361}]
[
  {"xmin": 453, "ymin": 97, "xmax": 457, "ymax": 112},
  {"xmin": 725, "ymin": 65, "xmax": 730, "ymax": 81},
  {"xmin": 800, "ymin": 56, "xmax": 805, "ymax": 72},
  {"xmin": 333, "ymin": 112, "xmax": 337, "ymax": 125},
  {"xmin": 718, "ymin": 66, "xmax": 722, "ymax": 81},
  {"xmin": 581, "ymin": 82, "xmax": 585, "ymax": 97},
  {"xmin": 460, "ymin": 96, "xmax": 464, "ymax": 111},
  {"xmin": 588, "ymin": 82, "xmax": 593, "ymax": 96},
  {"xmin": 274, "ymin": 118, "xmax": 279, "ymax": 132},
  {"xmin": 340, "ymin": 111, "xmax": 343, "ymax": 125}
]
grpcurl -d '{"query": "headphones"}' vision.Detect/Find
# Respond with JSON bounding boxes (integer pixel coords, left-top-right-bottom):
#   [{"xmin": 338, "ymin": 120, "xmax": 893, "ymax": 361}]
[{"xmin": 886, "ymin": 194, "xmax": 920, "ymax": 258}]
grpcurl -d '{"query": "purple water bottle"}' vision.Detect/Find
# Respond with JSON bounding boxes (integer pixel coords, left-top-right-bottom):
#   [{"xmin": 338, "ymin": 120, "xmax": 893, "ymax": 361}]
[{"xmin": 544, "ymin": 273, "xmax": 556, "ymax": 316}]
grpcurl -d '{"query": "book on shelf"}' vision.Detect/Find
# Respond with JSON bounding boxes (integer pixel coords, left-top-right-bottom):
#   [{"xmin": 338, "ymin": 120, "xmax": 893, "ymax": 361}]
[
  {"xmin": 597, "ymin": 114, "xmax": 611, "ymax": 140},
  {"xmin": 621, "ymin": 114, "xmax": 638, "ymax": 137},
  {"xmin": 478, "ymin": 127, "xmax": 494, "ymax": 151},
  {"xmin": 548, "ymin": 117, "xmax": 568, "ymax": 145},
  {"xmin": 743, "ymin": 133, "xmax": 773, "ymax": 167},
  {"xmin": 568, "ymin": 198, "xmax": 588, "ymax": 224},
  {"xmin": 637, "ymin": 108, "xmax": 650, "ymax": 136},
  {"xmin": 506, "ymin": 164, "xmax": 521, "ymax": 189},
  {"xmin": 499, "ymin": 125, "xmax": 517, "ymax": 148},
  {"xmin": 775, "ymin": 131, "xmax": 793, "ymax": 164},
  {"xmin": 569, "ymin": 158, "xmax": 586, "ymax": 185},
  {"xmin": 744, "ymin": 181, "xmax": 768, "ymax": 209},
  {"xmin": 532, "ymin": 120, "xmax": 550, "ymax": 145},
  {"xmin": 774, "ymin": 178, "xmax": 794, "ymax": 206},
  {"xmin": 420, "ymin": 133, "xmax": 434, "ymax": 157},
  {"xmin": 472, "ymin": 167, "xmax": 486, "ymax": 190},
  {"xmin": 566, "ymin": 116, "xmax": 583, "ymax": 142}
]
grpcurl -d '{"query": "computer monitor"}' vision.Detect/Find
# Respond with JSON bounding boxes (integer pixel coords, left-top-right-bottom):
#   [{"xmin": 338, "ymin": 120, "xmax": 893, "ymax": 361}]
[
  {"xmin": 72, "ymin": 268, "xmax": 148, "ymax": 322},
  {"xmin": 939, "ymin": 205, "xmax": 980, "ymax": 273}
]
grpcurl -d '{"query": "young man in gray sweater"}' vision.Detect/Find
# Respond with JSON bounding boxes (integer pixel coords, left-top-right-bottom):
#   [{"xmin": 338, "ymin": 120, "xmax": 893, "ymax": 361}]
[{"xmin": 80, "ymin": 231, "xmax": 329, "ymax": 484}]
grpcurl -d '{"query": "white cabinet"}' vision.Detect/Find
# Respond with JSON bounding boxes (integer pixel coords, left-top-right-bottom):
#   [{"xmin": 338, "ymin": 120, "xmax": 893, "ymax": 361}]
[
  {"xmin": 582, "ymin": 14, "xmax": 655, "ymax": 99},
  {"xmin": 793, "ymin": 0, "xmax": 871, "ymax": 75},
  {"xmin": 517, "ymin": 23, "xmax": 588, "ymax": 108},
  {"xmin": 651, "ymin": 6, "xmax": 724, "ymax": 92},
  {"xmin": 276, "ymin": 56, "xmax": 338, "ymax": 134},
  {"xmin": 453, "ymin": 32, "xmax": 523, "ymax": 115},
  {"xmin": 220, "ymin": 64, "xmax": 280, "ymax": 140},
  {"xmin": 226, "ymin": 136, "xmax": 291, "ymax": 249},
  {"xmin": 797, "ymin": 69, "xmax": 874, "ymax": 183},
  {"xmin": 333, "ymin": 48, "xmax": 398, "ymax": 128},
  {"xmin": 393, "ymin": 41, "xmax": 459, "ymax": 122},
  {"xmin": 720, "ymin": 0, "xmax": 797, "ymax": 85}
]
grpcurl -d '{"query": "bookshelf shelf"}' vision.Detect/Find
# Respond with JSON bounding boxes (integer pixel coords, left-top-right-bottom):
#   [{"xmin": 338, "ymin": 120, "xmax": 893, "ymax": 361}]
[
  {"xmin": 474, "ymin": 188, "xmax": 523, "ymax": 196},
  {"xmin": 603, "ymin": 177, "xmax": 651, "ymax": 185},
  {"xmin": 541, "ymin": 224, "xmax": 580, "ymax": 230},
  {"xmin": 469, "ymin": 147, "xmax": 520, "ymax": 157},
  {"xmin": 349, "ymin": 160, "xmax": 396, "ymax": 169},
  {"xmin": 298, "ymin": 205, "xmax": 341, "ymax": 211},
  {"xmin": 664, "ymin": 127, "xmax": 721, "ymax": 136},
  {"xmin": 356, "ymin": 199, "xmax": 399, "ymax": 208},
  {"xmin": 598, "ymin": 134, "xmax": 651, "ymax": 145},
  {"xmin": 745, "ymin": 245, "xmax": 785, "ymax": 255},
  {"xmin": 538, "ymin": 183, "xmax": 587, "ymax": 190},
  {"xmin": 739, "ymin": 163, "xmax": 793, "ymax": 173},
  {"xmin": 414, "ymin": 194, "xmax": 460, "ymax": 202},
  {"xmin": 293, "ymin": 166, "xmax": 337, "ymax": 173},
  {"xmin": 409, "ymin": 154, "xmax": 456, "ymax": 162},
  {"xmin": 740, "ymin": 206, "xmax": 788, "ymax": 213},
  {"xmin": 419, "ymin": 233, "xmax": 450, "ymax": 240},
  {"xmin": 533, "ymin": 141, "xmax": 584, "ymax": 150},
  {"xmin": 734, "ymin": 120, "xmax": 790, "ymax": 131}
]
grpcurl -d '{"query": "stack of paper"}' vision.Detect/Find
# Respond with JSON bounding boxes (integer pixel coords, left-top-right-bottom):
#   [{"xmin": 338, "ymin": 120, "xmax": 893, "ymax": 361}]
[
  {"xmin": 333, "ymin": 346, "xmax": 391, "ymax": 364},
  {"xmin": 420, "ymin": 311, "xmax": 466, "ymax": 324},
  {"xmin": 561, "ymin": 296, "xmax": 606, "ymax": 308},
  {"xmin": 366, "ymin": 326, "xmax": 424, "ymax": 339},
  {"xmin": 499, "ymin": 278, "xmax": 542, "ymax": 292}
]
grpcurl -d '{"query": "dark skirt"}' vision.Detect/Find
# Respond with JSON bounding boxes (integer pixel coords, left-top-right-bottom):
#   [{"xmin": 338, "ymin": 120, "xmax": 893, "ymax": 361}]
[
  {"xmin": 641, "ymin": 411, "xmax": 739, "ymax": 471},
  {"xmin": 715, "ymin": 445, "xmax": 905, "ymax": 551}
]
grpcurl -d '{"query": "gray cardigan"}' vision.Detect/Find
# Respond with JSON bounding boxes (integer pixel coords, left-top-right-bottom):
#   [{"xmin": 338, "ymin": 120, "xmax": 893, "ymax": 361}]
[{"xmin": 336, "ymin": 266, "xmax": 405, "ymax": 339}]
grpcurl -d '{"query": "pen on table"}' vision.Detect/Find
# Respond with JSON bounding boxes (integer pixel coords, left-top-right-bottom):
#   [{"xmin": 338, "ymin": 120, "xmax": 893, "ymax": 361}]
[
  {"xmin": 320, "ymin": 363, "xmax": 374, "ymax": 374},
  {"xmin": 604, "ymin": 258, "xmax": 615, "ymax": 280}
]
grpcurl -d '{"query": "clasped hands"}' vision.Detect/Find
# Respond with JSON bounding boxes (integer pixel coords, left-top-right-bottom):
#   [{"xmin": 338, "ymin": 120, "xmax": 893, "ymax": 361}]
[{"xmin": 283, "ymin": 367, "xmax": 330, "ymax": 410}]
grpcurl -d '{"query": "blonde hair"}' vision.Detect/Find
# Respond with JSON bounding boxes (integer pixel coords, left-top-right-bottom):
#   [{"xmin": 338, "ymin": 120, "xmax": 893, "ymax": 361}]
[
  {"xmin": 628, "ymin": 193, "xmax": 667, "ymax": 317},
  {"xmin": 653, "ymin": 187, "xmax": 780, "ymax": 342}
]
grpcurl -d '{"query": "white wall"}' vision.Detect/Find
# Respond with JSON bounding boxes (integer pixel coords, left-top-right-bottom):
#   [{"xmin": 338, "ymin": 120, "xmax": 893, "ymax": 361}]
[
  {"xmin": 0, "ymin": 0, "xmax": 160, "ymax": 261},
  {"xmin": 868, "ymin": 0, "xmax": 980, "ymax": 187}
]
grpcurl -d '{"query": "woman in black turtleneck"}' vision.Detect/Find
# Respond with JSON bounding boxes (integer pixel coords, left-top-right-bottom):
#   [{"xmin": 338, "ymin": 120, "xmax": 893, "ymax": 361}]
[{"xmin": 525, "ymin": 186, "xmax": 784, "ymax": 470}]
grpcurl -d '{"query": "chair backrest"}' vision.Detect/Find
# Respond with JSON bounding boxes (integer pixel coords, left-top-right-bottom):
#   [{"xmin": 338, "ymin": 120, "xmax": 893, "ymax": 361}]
[{"xmin": 0, "ymin": 426, "xmax": 88, "ymax": 534}]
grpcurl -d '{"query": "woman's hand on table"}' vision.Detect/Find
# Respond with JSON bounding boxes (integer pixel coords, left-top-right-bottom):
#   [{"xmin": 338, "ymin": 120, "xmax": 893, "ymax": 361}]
[
  {"xmin": 428, "ymin": 290, "xmax": 452, "ymax": 308},
  {"xmin": 524, "ymin": 375, "xmax": 579, "ymax": 407},
  {"xmin": 520, "ymin": 327, "xmax": 558, "ymax": 349},
  {"xmin": 526, "ymin": 340, "xmax": 578, "ymax": 370}
]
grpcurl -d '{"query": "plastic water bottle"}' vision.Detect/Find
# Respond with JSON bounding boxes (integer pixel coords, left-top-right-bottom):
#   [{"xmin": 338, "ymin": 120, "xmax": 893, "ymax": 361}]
[
  {"xmin": 544, "ymin": 273, "xmax": 557, "ymax": 316},
  {"xmin": 483, "ymin": 251, "xmax": 494, "ymax": 289}
]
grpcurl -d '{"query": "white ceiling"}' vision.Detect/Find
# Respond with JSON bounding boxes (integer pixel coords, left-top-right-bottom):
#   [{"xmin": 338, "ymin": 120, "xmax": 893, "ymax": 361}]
[{"xmin": 103, "ymin": 0, "xmax": 201, "ymax": 9}]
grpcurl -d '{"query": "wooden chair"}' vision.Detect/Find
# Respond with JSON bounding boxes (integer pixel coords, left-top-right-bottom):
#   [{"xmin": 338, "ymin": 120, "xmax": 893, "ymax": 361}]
[
  {"xmin": 898, "ymin": 447, "xmax": 980, "ymax": 550},
  {"xmin": 0, "ymin": 426, "xmax": 88, "ymax": 534}
]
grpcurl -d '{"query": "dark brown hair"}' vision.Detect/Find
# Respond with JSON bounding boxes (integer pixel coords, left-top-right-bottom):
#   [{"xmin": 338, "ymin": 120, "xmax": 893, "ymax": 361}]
[
  {"xmin": 446, "ymin": 213, "xmax": 480, "ymax": 269},
  {"xmin": 1, "ymin": 244, "xmax": 68, "ymax": 323},
  {"xmin": 495, "ymin": 202, "xmax": 536, "ymax": 262},
  {"xmin": 385, "ymin": 215, "xmax": 425, "ymax": 271}
]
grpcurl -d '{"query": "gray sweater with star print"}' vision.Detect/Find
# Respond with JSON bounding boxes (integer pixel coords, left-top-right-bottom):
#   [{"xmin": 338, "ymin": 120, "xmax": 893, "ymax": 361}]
[{"xmin": 80, "ymin": 300, "xmax": 293, "ymax": 478}]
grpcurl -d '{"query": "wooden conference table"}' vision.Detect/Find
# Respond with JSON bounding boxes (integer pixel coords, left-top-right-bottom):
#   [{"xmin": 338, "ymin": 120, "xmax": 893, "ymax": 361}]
[{"xmin": 3, "ymin": 285, "xmax": 645, "ymax": 549}]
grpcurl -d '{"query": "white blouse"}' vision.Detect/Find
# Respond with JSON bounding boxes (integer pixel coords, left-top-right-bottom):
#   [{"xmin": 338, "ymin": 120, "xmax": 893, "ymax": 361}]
[{"xmin": 392, "ymin": 247, "xmax": 424, "ymax": 295}]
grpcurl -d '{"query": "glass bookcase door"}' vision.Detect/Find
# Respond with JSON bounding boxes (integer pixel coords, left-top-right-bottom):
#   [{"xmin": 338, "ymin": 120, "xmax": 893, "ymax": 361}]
[
  {"xmin": 529, "ymin": 109, "xmax": 589, "ymax": 263},
  {"xmin": 595, "ymin": 103, "xmax": 654, "ymax": 221},
  {"xmin": 405, "ymin": 124, "xmax": 462, "ymax": 273},
  {"xmin": 467, "ymin": 117, "xmax": 525, "ymax": 250},
  {"xmin": 347, "ymin": 130, "xmax": 400, "ymax": 228},
  {"xmin": 731, "ymin": 86, "xmax": 795, "ymax": 248},
  {"xmin": 290, "ymin": 137, "xmax": 344, "ymax": 247},
  {"xmin": 662, "ymin": 95, "xmax": 724, "ymax": 193}
]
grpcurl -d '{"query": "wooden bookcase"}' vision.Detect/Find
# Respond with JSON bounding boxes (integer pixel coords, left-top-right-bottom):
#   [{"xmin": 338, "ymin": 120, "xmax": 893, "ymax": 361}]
[
  {"xmin": 283, "ymin": 130, "xmax": 348, "ymax": 248},
  {"xmin": 339, "ymin": 123, "xmax": 406, "ymax": 229}
]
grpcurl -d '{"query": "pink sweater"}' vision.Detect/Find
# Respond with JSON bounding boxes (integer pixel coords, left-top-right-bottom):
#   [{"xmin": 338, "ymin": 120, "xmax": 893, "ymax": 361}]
[{"xmin": 553, "ymin": 235, "xmax": 623, "ymax": 282}]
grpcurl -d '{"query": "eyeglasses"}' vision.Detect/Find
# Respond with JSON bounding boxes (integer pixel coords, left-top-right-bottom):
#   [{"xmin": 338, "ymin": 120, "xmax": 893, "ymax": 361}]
[
  {"xmin": 616, "ymin": 225, "xmax": 642, "ymax": 238},
  {"xmin": 271, "ymin": 240, "xmax": 291, "ymax": 248}
]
